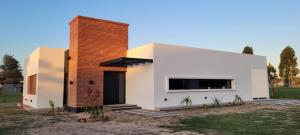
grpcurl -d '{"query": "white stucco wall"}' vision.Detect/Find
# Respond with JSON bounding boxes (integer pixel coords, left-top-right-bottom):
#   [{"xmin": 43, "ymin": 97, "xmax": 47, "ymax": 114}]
[
  {"xmin": 126, "ymin": 43, "xmax": 268, "ymax": 110},
  {"xmin": 23, "ymin": 48, "xmax": 40, "ymax": 108},
  {"xmin": 126, "ymin": 44, "xmax": 155, "ymax": 110},
  {"xmin": 23, "ymin": 47, "xmax": 65, "ymax": 109},
  {"xmin": 251, "ymin": 69, "xmax": 269, "ymax": 98}
]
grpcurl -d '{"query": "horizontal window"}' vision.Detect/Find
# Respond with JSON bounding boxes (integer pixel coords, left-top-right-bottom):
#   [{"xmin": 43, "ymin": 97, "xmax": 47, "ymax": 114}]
[{"xmin": 169, "ymin": 78, "xmax": 233, "ymax": 90}]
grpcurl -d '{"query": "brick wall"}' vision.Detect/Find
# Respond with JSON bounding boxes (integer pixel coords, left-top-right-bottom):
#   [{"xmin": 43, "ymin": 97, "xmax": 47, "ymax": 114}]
[{"xmin": 68, "ymin": 16, "xmax": 128, "ymax": 108}]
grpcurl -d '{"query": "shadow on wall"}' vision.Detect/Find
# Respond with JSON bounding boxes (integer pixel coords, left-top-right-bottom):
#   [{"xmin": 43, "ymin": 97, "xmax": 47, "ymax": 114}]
[
  {"xmin": 39, "ymin": 60, "xmax": 64, "ymax": 73},
  {"xmin": 37, "ymin": 59, "xmax": 64, "ymax": 90}
]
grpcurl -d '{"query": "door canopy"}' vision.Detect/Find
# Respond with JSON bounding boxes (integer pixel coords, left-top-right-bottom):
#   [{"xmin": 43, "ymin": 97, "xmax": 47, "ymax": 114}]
[{"xmin": 100, "ymin": 57, "xmax": 153, "ymax": 67}]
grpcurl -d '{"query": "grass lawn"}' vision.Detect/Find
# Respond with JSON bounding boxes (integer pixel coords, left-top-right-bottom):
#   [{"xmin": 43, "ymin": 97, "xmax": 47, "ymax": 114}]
[
  {"xmin": 270, "ymin": 87, "xmax": 300, "ymax": 99},
  {"xmin": 0, "ymin": 92, "xmax": 22, "ymax": 103},
  {"xmin": 168, "ymin": 108, "xmax": 300, "ymax": 135}
]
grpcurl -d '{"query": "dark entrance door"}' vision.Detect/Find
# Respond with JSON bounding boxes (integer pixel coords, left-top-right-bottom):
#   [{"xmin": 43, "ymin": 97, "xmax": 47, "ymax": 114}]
[
  {"xmin": 63, "ymin": 73, "xmax": 68, "ymax": 106},
  {"xmin": 103, "ymin": 71, "xmax": 125, "ymax": 105}
]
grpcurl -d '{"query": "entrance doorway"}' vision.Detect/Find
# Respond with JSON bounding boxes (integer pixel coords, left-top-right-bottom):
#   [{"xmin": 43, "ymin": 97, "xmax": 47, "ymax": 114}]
[{"xmin": 103, "ymin": 71, "xmax": 125, "ymax": 105}]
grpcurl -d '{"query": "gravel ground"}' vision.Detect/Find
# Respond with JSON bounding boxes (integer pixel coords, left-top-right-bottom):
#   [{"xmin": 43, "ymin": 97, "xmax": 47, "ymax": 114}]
[
  {"xmin": 24, "ymin": 103, "xmax": 288, "ymax": 135},
  {"xmin": 26, "ymin": 121, "xmax": 200, "ymax": 135},
  {"xmin": 0, "ymin": 102, "xmax": 289, "ymax": 135}
]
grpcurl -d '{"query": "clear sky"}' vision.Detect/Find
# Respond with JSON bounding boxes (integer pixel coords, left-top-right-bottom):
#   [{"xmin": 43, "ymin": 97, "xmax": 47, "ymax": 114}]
[{"xmin": 0, "ymin": 0, "xmax": 299, "ymax": 70}]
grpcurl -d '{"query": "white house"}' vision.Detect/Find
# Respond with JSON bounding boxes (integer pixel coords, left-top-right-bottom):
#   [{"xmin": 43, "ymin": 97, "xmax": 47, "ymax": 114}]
[
  {"xmin": 22, "ymin": 16, "xmax": 269, "ymax": 111},
  {"xmin": 126, "ymin": 43, "xmax": 269, "ymax": 110},
  {"xmin": 23, "ymin": 47, "xmax": 65, "ymax": 109}
]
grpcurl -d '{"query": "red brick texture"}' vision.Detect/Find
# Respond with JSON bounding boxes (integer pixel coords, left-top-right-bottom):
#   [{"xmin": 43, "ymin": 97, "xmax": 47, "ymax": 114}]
[{"xmin": 68, "ymin": 16, "xmax": 128, "ymax": 108}]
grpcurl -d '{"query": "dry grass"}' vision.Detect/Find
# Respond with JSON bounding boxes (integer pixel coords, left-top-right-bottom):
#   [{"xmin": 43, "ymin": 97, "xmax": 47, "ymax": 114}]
[
  {"xmin": 0, "ymin": 102, "xmax": 297, "ymax": 135},
  {"xmin": 0, "ymin": 103, "xmax": 74, "ymax": 135}
]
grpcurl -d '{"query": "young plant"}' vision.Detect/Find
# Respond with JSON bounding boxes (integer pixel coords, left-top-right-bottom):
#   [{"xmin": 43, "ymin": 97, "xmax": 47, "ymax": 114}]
[
  {"xmin": 85, "ymin": 87, "xmax": 104, "ymax": 119},
  {"xmin": 212, "ymin": 96, "xmax": 222, "ymax": 107},
  {"xmin": 85, "ymin": 106, "xmax": 101, "ymax": 118},
  {"xmin": 232, "ymin": 95, "xmax": 244, "ymax": 106},
  {"xmin": 48, "ymin": 100, "xmax": 55, "ymax": 114},
  {"xmin": 182, "ymin": 96, "xmax": 192, "ymax": 108}
]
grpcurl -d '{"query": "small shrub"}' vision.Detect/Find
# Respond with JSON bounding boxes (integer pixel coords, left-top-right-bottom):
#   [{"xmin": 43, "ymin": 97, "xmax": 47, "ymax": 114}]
[
  {"xmin": 182, "ymin": 96, "xmax": 192, "ymax": 108},
  {"xmin": 232, "ymin": 95, "xmax": 244, "ymax": 106},
  {"xmin": 202, "ymin": 104, "xmax": 208, "ymax": 108},
  {"xmin": 212, "ymin": 97, "xmax": 222, "ymax": 107},
  {"xmin": 85, "ymin": 106, "xmax": 102, "ymax": 118},
  {"xmin": 48, "ymin": 100, "xmax": 55, "ymax": 114},
  {"xmin": 84, "ymin": 87, "xmax": 106, "ymax": 120}
]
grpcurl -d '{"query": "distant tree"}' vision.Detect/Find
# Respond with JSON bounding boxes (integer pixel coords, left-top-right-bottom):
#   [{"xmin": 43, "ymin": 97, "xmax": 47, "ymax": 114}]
[
  {"xmin": 242, "ymin": 46, "xmax": 254, "ymax": 55},
  {"xmin": 0, "ymin": 54, "xmax": 23, "ymax": 84},
  {"xmin": 267, "ymin": 63, "xmax": 278, "ymax": 98},
  {"xmin": 279, "ymin": 46, "xmax": 299, "ymax": 87}
]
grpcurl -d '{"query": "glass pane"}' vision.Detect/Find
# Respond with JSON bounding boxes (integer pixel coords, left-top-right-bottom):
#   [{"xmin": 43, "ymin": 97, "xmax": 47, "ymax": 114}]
[{"xmin": 169, "ymin": 78, "xmax": 232, "ymax": 90}]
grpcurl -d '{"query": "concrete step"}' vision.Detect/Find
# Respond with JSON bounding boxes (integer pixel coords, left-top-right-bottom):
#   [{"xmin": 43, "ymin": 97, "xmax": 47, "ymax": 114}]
[
  {"xmin": 104, "ymin": 104, "xmax": 141, "ymax": 111},
  {"xmin": 107, "ymin": 104, "xmax": 138, "ymax": 108},
  {"xmin": 111, "ymin": 106, "xmax": 141, "ymax": 111},
  {"xmin": 124, "ymin": 109, "xmax": 177, "ymax": 115},
  {"xmin": 120, "ymin": 109, "xmax": 178, "ymax": 118}
]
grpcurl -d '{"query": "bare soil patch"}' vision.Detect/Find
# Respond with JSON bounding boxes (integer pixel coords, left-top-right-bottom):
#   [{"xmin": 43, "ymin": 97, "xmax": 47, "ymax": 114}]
[{"xmin": 0, "ymin": 102, "xmax": 290, "ymax": 135}]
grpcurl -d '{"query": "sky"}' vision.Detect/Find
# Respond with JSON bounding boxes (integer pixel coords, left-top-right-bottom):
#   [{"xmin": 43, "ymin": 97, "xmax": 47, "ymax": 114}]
[{"xmin": 0, "ymin": 0, "xmax": 299, "ymax": 70}]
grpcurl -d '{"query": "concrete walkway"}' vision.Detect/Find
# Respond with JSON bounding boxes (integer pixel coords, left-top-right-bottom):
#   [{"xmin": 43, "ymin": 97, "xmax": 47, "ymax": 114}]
[
  {"xmin": 116, "ymin": 109, "xmax": 179, "ymax": 118},
  {"xmin": 253, "ymin": 99, "xmax": 300, "ymax": 106}
]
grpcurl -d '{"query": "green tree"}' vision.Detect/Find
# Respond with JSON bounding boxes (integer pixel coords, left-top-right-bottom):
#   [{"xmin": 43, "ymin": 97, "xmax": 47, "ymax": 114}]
[
  {"xmin": 279, "ymin": 46, "xmax": 299, "ymax": 87},
  {"xmin": 267, "ymin": 63, "xmax": 278, "ymax": 98},
  {"xmin": 242, "ymin": 46, "xmax": 254, "ymax": 55},
  {"xmin": 0, "ymin": 54, "xmax": 23, "ymax": 84}
]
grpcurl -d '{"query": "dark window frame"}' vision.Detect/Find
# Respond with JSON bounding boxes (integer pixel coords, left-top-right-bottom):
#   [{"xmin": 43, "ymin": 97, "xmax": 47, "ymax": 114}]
[
  {"xmin": 28, "ymin": 74, "xmax": 37, "ymax": 95},
  {"xmin": 168, "ymin": 78, "xmax": 233, "ymax": 90}
]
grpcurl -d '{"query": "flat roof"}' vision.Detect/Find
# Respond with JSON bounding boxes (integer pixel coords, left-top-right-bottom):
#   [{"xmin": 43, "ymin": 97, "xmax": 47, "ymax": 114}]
[{"xmin": 69, "ymin": 16, "xmax": 129, "ymax": 26}]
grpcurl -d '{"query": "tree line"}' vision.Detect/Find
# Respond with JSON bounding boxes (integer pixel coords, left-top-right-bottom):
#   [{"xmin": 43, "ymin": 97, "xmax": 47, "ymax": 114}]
[
  {"xmin": 242, "ymin": 46, "xmax": 300, "ymax": 88},
  {"xmin": 0, "ymin": 54, "xmax": 23, "ymax": 85}
]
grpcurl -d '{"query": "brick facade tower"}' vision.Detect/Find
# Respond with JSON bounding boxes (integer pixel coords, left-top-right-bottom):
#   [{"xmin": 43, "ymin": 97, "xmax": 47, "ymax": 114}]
[{"xmin": 67, "ymin": 16, "xmax": 128, "ymax": 110}]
